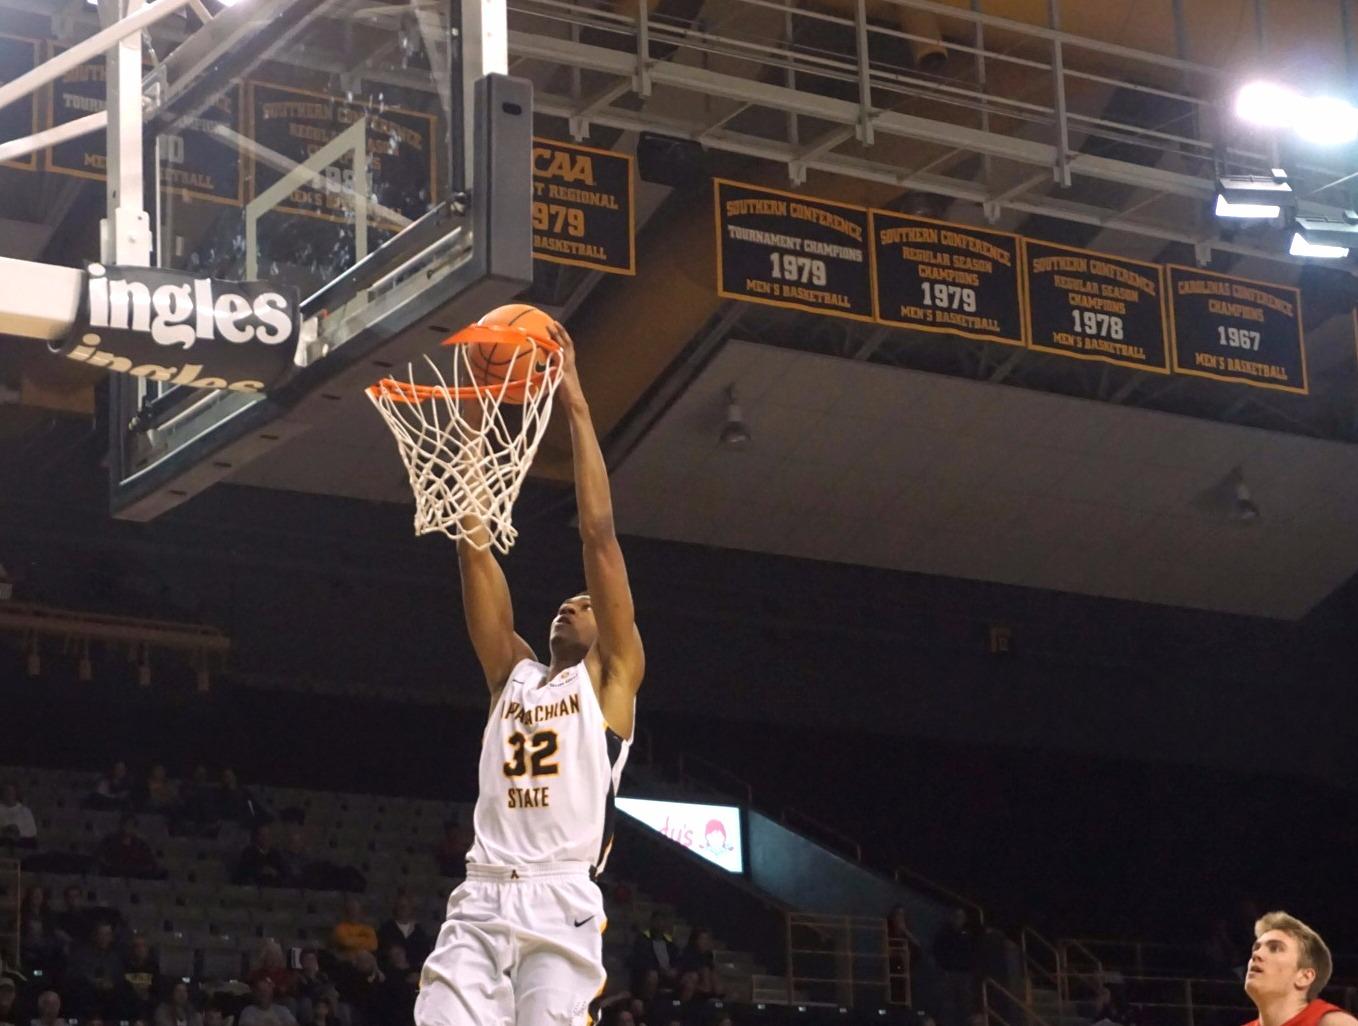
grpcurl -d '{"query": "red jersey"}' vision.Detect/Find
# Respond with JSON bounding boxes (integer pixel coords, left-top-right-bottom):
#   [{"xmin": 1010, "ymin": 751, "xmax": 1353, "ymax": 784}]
[{"xmin": 1242, "ymin": 1000, "xmax": 1343, "ymax": 1026}]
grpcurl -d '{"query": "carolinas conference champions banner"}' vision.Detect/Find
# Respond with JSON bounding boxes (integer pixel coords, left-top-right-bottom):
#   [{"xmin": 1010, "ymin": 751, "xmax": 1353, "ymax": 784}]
[{"xmin": 1167, "ymin": 264, "xmax": 1307, "ymax": 394}]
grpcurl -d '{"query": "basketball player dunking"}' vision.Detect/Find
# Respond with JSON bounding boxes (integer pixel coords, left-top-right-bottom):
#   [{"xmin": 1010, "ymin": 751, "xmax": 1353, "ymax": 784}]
[
  {"xmin": 1242, "ymin": 912, "xmax": 1357, "ymax": 1026},
  {"xmin": 415, "ymin": 320, "xmax": 644, "ymax": 1026}
]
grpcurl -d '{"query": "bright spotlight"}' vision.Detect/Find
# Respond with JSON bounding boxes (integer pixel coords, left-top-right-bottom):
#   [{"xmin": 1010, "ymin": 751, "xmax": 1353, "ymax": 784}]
[
  {"xmin": 1214, "ymin": 194, "xmax": 1281, "ymax": 219},
  {"xmin": 1294, "ymin": 95, "xmax": 1358, "ymax": 146},
  {"xmin": 1289, "ymin": 232, "xmax": 1349, "ymax": 259},
  {"xmin": 1235, "ymin": 81, "xmax": 1301, "ymax": 128}
]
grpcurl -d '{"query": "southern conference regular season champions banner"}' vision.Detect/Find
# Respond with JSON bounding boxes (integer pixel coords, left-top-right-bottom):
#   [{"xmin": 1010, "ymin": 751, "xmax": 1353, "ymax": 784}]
[
  {"xmin": 532, "ymin": 138, "xmax": 635, "ymax": 275},
  {"xmin": 1168, "ymin": 265, "xmax": 1307, "ymax": 394},
  {"xmin": 248, "ymin": 81, "xmax": 436, "ymax": 226},
  {"xmin": 871, "ymin": 209, "xmax": 1025, "ymax": 347},
  {"xmin": 1024, "ymin": 240, "xmax": 1169, "ymax": 373},
  {"xmin": 715, "ymin": 179, "xmax": 873, "ymax": 321}
]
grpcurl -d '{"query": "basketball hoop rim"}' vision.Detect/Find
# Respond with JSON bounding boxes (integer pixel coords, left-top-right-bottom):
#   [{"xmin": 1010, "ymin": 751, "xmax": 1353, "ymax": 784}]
[{"xmin": 365, "ymin": 323, "xmax": 563, "ymax": 403}]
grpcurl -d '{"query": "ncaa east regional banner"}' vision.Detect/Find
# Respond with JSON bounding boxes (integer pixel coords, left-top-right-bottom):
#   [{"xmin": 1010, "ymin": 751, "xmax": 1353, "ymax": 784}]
[
  {"xmin": 248, "ymin": 82, "xmax": 435, "ymax": 226},
  {"xmin": 1025, "ymin": 240, "xmax": 1169, "ymax": 374},
  {"xmin": 46, "ymin": 46, "xmax": 242, "ymax": 204},
  {"xmin": 532, "ymin": 138, "xmax": 634, "ymax": 275},
  {"xmin": 870, "ymin": 210, "xmax": 1025, "ymax": 347},
  {"xmin": 1167, "ymin": 265, "xmax": 1307, "ymax": 394},
  {"xmin": 715, "ymin": 179, "xmax": 873, "ymax": 321},
  {"xmin": 0, "ymin": 36, "xmax": 39, "ymax": 171}
]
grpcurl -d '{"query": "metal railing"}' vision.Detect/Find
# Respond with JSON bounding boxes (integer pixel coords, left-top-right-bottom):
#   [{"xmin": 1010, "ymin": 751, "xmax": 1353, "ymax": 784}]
[
  {"xmin": 894, "ymin": 863, "xmax": 986, "ymax": 926},
  {"xmin": 786, "ymin": 912, "xmax": 898, "ymax": 1009},
  {"xmin": 1020, "ymin": 926, "xmax": 1067, "ymax": 1014},
  {"xmin": 507, "ymin": 0, "xmax": 1358, "ymax": 264},
  {"xmin": 984, "ymin": 975, "xmax": 1056, "ymax": 1026}
]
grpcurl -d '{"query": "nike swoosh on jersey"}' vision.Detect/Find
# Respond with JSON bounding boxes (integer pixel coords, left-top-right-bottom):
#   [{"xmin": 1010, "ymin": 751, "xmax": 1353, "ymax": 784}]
[{"xmin": 573, "ymin": 916, "xmax": 595, "ymax": 928}]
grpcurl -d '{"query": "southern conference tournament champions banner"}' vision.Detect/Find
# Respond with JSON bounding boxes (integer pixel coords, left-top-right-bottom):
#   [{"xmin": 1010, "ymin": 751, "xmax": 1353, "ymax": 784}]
[
  {"xmin": 1167, "ymin": 265, "xmax": 1307, "ymax": 394},
  {"xmin": 871, "ymin": 209, "xmax": 1025, "ymax": 347},
  {"xmin": 248, "ymin": 81, "xmax": 435, "ymax": 226},
  {"xmin": 532, "ymin": 138, "xmax": 635, "ymax": 275},
  {"xmin": 1024, "ymin": 240, "xmax": 1169, "ymax": 373},
  {"xmin": 715, "ymin": 179, "xmax": 874, "ymax": 321},
  {"xmin": 45, "ymin": 45, "xmax": 243, "ymax": 204},
  {"xmin": 0, "ymin": 35, "xmax": 38, "ymax": 171}
]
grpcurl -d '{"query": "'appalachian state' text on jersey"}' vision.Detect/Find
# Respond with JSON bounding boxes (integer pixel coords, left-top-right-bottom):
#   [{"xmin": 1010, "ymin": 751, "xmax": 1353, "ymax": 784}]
[{"xmin": 467, "ymin": 659, "xmax": 630, "ymax": 870}]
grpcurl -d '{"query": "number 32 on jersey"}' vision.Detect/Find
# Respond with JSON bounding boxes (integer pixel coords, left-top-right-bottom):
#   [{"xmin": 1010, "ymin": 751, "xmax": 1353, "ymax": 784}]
[{"xmin": 503, "ymin": 730, "xmax": 559, "ymax": 808}]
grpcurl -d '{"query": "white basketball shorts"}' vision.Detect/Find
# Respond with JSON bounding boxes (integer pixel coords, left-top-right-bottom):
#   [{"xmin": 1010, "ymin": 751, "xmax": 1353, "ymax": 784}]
[{"xmin": 415, "ymin": 862, "xmax": 607, "ymax": 1026}]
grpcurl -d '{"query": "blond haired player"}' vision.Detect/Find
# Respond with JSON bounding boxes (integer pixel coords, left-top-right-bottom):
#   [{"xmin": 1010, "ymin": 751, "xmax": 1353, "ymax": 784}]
[
  {"xmin": 415, "ymin": 320, "xmax": 644, "ymax": 1026},
  {"xmin": 1241, "ymin": 912, "xmax": 1357, "ymax": 1026}
]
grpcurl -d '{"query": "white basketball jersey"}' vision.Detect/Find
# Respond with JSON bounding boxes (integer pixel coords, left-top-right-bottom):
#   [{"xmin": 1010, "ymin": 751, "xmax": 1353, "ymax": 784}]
[{"xmin": 467, "ymin": 658, "xmax": 630, "ymax": 870}]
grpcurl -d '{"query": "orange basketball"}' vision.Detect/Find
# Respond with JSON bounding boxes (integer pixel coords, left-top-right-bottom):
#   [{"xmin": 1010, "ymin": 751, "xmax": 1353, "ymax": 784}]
[{"xmin": 466, "ymin": 304, "xmax": 557, "ymax": 402}]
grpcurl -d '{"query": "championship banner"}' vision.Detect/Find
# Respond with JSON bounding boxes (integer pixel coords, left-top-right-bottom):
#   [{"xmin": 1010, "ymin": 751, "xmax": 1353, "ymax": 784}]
[
  {"xmin": 870, "ymin": 210, "xmax": 1025, "ymax": 346},
  {"xmin": 248, "ymin": 81, "xmax": 435, "ymax": 226},
  {"xmin": 46, "ymin": 45, "xmax": 243, "ymax": 204},
  {"xmin": 714, "ymin": 178, "xmax": 873, "ymax": 321},
  {"xmin": 1024, "ymin": 239, "xmax": 1169, "ymax": 373},
  {"xmin": 1167, "ymin": 265, "xmax": 1307, "ymax": 394},
  {"xmin": 0, "ymin": 35, "xmax": 39, "ymax": 171},
  {"xmin": 52, "ymin": 264, "xmax": 300, "ymax": 394},
  {"xmin": 532, "ymin": 138, "xmax": 634, "ymax": 275}
]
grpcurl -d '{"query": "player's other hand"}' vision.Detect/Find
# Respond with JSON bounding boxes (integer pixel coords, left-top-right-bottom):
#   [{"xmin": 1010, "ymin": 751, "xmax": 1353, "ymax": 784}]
[{"xmin": 547, "ymin": 319, "xmax": 584, "ymax": 407}]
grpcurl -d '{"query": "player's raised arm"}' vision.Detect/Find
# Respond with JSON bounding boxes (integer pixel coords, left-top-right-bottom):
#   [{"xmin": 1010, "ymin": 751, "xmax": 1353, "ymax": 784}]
[
  {"xmin": 456, "ymin": 497, "xmax": 535, "ymax": 698},
  {"xmin": 548, "ymin": 321, "xmax": 645, "ymax": 707}
]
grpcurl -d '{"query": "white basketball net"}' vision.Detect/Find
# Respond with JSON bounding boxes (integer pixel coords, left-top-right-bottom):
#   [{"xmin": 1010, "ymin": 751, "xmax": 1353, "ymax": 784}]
[{"xmin": 367, "ymin": 334, "xmax": 564, "ymax": 552}]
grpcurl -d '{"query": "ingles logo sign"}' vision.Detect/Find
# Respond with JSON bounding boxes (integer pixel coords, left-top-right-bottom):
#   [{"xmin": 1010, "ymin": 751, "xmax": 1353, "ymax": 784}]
[{"xmin": 54, "ymin": 264, "xmax": 300, "ymax": 393}]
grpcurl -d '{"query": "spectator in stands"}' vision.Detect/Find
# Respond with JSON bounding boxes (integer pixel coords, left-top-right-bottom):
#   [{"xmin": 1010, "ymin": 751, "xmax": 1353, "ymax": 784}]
[
  {"xmin": 678, "ymin": 928, "xmax": 722, "ymax": 999},
  {"xmin": 86, "ymin": 761, "xmax": 133, "ymax": 811},
  {"xmin": 376, "ymin": 892, "xmax": 432, "ymax": 972},
  {"xmin": 216, "ymin": 769, "xmax": 268, "ymax": 828},
  {"xmin": 20, "ymin": 886, "xmax": 63, "ymax": 974},
  {"xmin": 330, "ymin": 897, "xmax": 377, "ymax": 963},
  {"xmin": 246, "ymin": 941, "xmax": 299, "ymax": 1006},
  {"xmin": 305, "ymin": 996, "xmax": 333, "ymax": 1026},
  {"xmin": 118, "ymin": 935, "xmax": 161, "ymax": 1022},
  {"xmin": 373, "ymin": 947, "xmax": 418, "ymax": 1025},
  {"xmin": 295, "ymin": 951, "xmax": 331, "ymax": 1006},
  {"xmin": 0, "ymin": 784, "xmax": 37, "ymax": 849},
  {"xmin": 174, "ymin": 766, "xmax": 219, "ymax": 838},
  {"xmin": 153, "ymin": 981, "xmax": 202, "ymax": 1026},
  {"xmin": 29, "ymin": 991, "xmax": 66, "ymax": 1026},
  {"xmin": 332, "ymin": 952, "xmax": 382, "ymax": 1025},
  {"xmin": 604, "ymin": 1008, "xmax": 636, "ymax": 1026},
  {"xmin": 67, "ymin": 922, "xmax": 125, "ymax": 1017},
  {"xmin": 138, "ymin": 766, "xmax": 178, "ymax": 816},
  {"xmin": 887, "ymin": 905, "xmax": 924, "ymax": 1006},
  {"xmin": 629, "ymin": 910, "xmax": 680, "ymax": 994},
  {"xmin": 54, "ymin": 886, "xmax": 121, "ymax": 947},
  {"xmin": 96, "ymin": 815, "xmax": 166, "ymax": 880},
  {"xmin": 235, "ymin": 826, "xmax": 291, "ymax": 887},
  {"xmin": 202, "ymin": 1008, "xmax": 225, "ymax": 1026},
  {"xmin": 432, "ymin": 818, "xmax": 469, "ymax": 877},
  {"xmin": 0, "ymin": 978, "xmax": 19, "ymax": 1026},
  {"xmin": 933, "ymin": 909, "xmax": 982, "ymax": 1026},
  {"xmin": 1090, "ymin": 983, "xmax": 1130, "ymax": 1026},
  {"xmin": 238, "ymin": 979, "xmax": 297, "ymax": 1026},
  {"xmin": 672, "ymin": 970, "xmax": 705, "ymax": 1022}
]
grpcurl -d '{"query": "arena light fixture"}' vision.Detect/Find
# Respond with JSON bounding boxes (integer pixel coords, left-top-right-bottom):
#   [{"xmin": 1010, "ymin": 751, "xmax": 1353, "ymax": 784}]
[
  {"xmin": 1234, "ymin": 81, "xmax": 1300, "ymax": 128},
  {"xmin": 720, "ymin": 386, "xmax": 751, "ymax": 449},
  {"xmin": 1232, "ymin": 471, "xmax": 1261, "ymax": 524},
  {"xmin": 1290, "ymin": 212, "xmax": 1358, "ymax": 258},
  {"xmin": 1294, "ymin": 95, "xmax": 1358, "ymax": 146},
  {"xmin": 1235, "ymin": 81, "xmax": 1358, "ymax": 146},
  {"xmin": 1214, "ymin": 171, "xmax": 1292, "ymax": 219}
]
